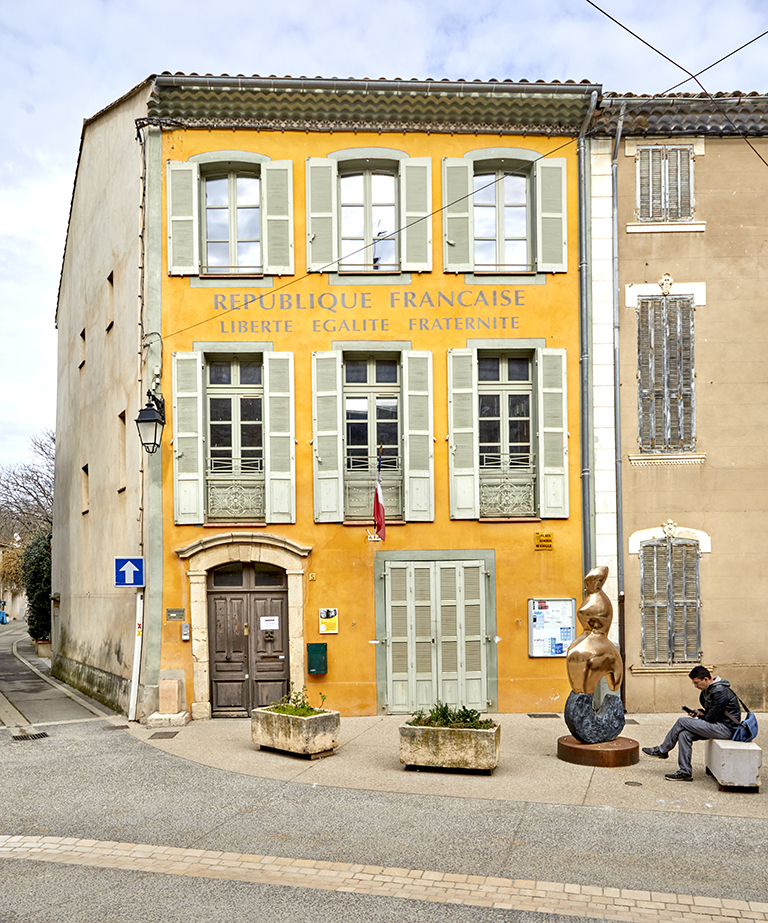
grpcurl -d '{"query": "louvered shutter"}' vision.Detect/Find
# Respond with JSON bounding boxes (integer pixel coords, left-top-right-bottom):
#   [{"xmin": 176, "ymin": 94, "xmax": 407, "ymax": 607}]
[
  {"xmin": 306, "ymin": 158, "xmax": 338, "ymax": 272},
  {"xmin": 637, "ymin": 147, "xmax": 664, "ymax": 221},
  {"xmin": 172, "ymin": 352, "xmax": 205, "ymax": 524},
  {"xmin": 637, "ymin": 297, "xmax": 657, "ymax": 450},
  {"xmin": 667, "ymin": 296, "xmax": 695, "ymax": 450},
  {"xmin": 263, "ymin": 352, "xmax": 295, "ymax": 523},
  {"xmin": 666, "ymin": 147, "xmax": 693, "ymax": 220},
  {"xmin": 537, "ymin": 348, "xmax": 569, "ymax": 518},
  {"xmin": 385, "ymin": 563, "xmax": 411, "ymax": 711},
  {"xmin": 447, "ymin": 349, "xmax": 479, "ymax": 519},
  {"xmin": 437, "ymin": 562, "xmax": 487, "ymax": 711},
  {"xmin": 311, "ymin": 351, "xmax": 344, "ymax": 521},
  {"xmin": 671, "ymin": 539, "xmax": 700, "ymax": 662},
  {"xmin": 400, "ymin": 157, "xmax": 432, "ymax": 272},
  {"xmin": 262, "ymin": 161, "xmax": 294, "ymax": 276},
  {"xmin": 442, "ymin": 158, "xmax": 473, "ymax": 272},
  {"xmin": 640, "ymin": 541, "xmax": 669, "ymax": 663},
  {"xmin": 402, "ymin": 351, "xmax": 433, "ymax": 521},
  {"xmin": 167, "ymin": 161, "xmax": 199, "ymax": 275},
  {"xmin": 535, "ymin": 158, "xmax": 567, "ymax": 272}
]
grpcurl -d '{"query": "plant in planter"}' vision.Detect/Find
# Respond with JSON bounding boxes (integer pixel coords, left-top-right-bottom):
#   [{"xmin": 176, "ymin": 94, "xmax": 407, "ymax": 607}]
[
  {"xmin": 251, "ymin": 685, "xmax": 340, "ymax": 759},
  {"xmin": 399, "ymin": 702, "xmax": 501, "ymax": 773}
]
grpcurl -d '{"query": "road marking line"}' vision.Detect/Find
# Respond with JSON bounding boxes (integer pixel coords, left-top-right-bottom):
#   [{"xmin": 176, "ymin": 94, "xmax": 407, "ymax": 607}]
[{"xmin": 2, "ymin": 836, "xmax": 764, "ymax": 922}]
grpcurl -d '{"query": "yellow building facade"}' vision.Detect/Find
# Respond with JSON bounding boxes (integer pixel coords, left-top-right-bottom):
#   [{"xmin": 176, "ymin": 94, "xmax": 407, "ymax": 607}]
[{"xmin": 53, "ymin": 76, "xmax": 602, "ymax": 720}]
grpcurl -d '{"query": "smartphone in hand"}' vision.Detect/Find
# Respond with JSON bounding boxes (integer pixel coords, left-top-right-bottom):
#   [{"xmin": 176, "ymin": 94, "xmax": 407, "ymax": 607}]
[{"xmin": 682, "ymin": 706, "xmax": 696, "ymax": 715}]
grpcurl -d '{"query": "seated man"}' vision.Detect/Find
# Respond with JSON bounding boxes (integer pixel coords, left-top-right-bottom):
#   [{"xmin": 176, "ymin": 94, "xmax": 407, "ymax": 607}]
[{"xmin": 642, "ymin": 666, "xmax": 741, "ymax": 781}]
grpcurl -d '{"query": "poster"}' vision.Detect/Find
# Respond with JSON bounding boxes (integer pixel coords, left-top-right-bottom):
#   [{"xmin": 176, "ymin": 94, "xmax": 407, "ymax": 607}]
[
  {"xmin": 528, "ymin": 598, "xmax": 576, "ymax": 657},
  {"xmin": 319, "ymin": 608, "xmax": 338, "ymax": 634}
]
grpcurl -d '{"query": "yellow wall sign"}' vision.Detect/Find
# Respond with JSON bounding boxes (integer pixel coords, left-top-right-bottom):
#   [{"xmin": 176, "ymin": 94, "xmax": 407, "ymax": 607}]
[
  {"xmin": 319, "ymin": 608, "xmax": 339, "ymax": 634},
  {"xmin": 534, "ymin": 531, "xmax": 553, "ymax": 551}
]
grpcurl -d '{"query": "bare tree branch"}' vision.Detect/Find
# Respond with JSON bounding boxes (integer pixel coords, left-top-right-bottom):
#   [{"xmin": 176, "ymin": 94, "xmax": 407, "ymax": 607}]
[{"xmin": 0, "ymin": 430, "xmax": 55, "ymax": 541}]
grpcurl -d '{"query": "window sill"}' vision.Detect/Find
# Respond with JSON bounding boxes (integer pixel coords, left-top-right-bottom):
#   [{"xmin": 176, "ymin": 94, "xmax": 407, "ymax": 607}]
[
  {"xmin": 343, "ymin": 519, "xmax": 406, "ymax": 527},
  {"xmin": 327, "ymin": 271, "xmax": 412, "ymax": 286},
  {"xmin": 628, "ymin": 454, "xmax": 705, "ymax": 466},
  {"xmin": 479, "ymin": 517, "xmax": 541, "ymax": 522},
  {"xmin": 626, "ymin": 222, "xmax": 705, "ymax": 233},
  {"xmin": 190, "ymin": 276, "xmax": 274, "ymax": 289},
  {"xmin": 203, "ymin": 521, "xmax": 267, "ymax": 528},
  {"xmin": 629, "ymin": 662, "xmax": 701, "ymax": 675}
]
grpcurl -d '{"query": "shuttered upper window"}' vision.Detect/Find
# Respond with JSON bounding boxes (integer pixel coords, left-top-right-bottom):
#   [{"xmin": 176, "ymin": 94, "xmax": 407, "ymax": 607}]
[
  {"xmin": 636, "ymin": 146, "xmax": 694, "ymax": 222},
  {"xmin": 167, "ymin": 155, "xmax": 294, "ymax": 277},
  {"xmin": 443, "ymin": 151, "xmax": 567, "ymax": 274},
  {"xmin": 637, "ymin": 295, "xmax": 695, "ymax": 452},
  {"xmin": 640, "ymin": 537, "xmax": 700, "ymax": 664}
]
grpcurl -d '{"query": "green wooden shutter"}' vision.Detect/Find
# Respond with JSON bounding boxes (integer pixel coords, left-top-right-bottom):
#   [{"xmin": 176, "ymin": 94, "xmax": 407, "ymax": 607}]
[
  {"xmin": 400, "ymin": 157, "xmax": 432, "ymax": 272},
  {"xmin": 537, "ymin": 348, "xmax": 569, "ymax": 518},
  {"xmin": 262, "ymin": 160, "xmax": 294, "ymax": 276},
  {"xmin": 447, "ymin": 349, "xmax": 479, "ymax": 519},
  {"xmin": 311, "ymin": 351, "xmax": 344, "ymax": 521},
  {"xmin": 402, "ymin": 350, "xmax": 433, "ymax": 521},
  {"xmin": 263, "ymin": 352, "xmax": 295, "ymax": 523},
  {"xmin": 167, "ymin": 161, "xmax": 199, "ymax": 275},
  {"xmin": 172, "ymin": 352, "xmax": 204, "ymax": 524},
  {"xmin": 306, "ymin": 158, "xmax": 338, "ymax": 272},
  {"xmin": 442, "ymin": 158, "xmax": 473, "ymax": 272},
  {"xmin": 535, "ymin": 158, "xmax": 567, "ymax": 272}
]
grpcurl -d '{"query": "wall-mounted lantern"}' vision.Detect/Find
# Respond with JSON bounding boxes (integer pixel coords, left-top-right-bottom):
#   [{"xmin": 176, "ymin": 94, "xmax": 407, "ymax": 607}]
[{"xmin": 135, "ymin": 390, "xmax": 165, "ymax": 454}]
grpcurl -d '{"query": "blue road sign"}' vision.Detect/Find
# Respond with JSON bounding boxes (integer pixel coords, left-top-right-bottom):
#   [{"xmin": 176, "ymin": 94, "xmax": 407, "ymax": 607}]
[{"xmin": 115, "ymin": 556, "xmax": 145, "ymax": 587}]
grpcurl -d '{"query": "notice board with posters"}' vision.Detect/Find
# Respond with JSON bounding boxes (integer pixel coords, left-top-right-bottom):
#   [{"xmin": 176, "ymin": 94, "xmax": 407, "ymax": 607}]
[{"xmin": 528, "ymin": 598, "xmax": 576, "ymax": 657}]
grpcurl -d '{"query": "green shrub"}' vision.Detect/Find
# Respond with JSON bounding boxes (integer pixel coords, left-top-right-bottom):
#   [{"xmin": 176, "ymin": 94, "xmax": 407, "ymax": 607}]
[
  {"xmin": 406, "ymin": 701, "xmax": 495, "ymax": 730},
  {"xmin": 22, "ymin": 533, "xmax": 51, "ymax": 641},
  {"xmin": 266, "ymin": 684, "xmax": 327, "ymax": 717}
]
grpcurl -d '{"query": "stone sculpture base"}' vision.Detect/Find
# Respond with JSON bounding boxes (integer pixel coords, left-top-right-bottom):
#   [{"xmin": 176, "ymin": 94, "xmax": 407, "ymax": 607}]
[
  {"xmin": 564, "ymin": 690, "xmax": 625, "ymax": 744},
  {"xmin": 557, "ymin": 735, "xmax": 639, "ymax": 767}
]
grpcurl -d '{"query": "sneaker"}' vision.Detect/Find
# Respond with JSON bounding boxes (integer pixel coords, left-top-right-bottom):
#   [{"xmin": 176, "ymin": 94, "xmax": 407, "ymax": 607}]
[
  {"xmin": 665, "ymin": 770, "xmax": 692, "ymax": 782},
  {"xmin": 641, "ymin": 746, "xmax": 668, "ymax": 760}
]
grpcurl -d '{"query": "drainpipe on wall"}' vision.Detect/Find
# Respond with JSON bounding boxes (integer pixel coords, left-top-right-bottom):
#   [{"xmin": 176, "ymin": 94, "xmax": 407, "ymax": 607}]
[
  {"xmin": 578, "ymin": 91, "xmax": 598, "ymax": 579},
  {"xmin": 611, "ymin": 103, "xmax": 627, "ymax": 706}
]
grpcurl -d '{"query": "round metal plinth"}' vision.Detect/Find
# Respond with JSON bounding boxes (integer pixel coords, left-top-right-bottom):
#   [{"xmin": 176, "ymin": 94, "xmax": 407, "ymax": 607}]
[{"xmin": 557, "ymin": 735, "xmax": 639, "ymax": 767}]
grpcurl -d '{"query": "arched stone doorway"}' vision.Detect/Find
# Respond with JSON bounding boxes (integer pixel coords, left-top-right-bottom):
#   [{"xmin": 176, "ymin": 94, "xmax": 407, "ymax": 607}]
[{"xmin": 175, "ymin": 532, "xmax": 312, "ymax": 719}]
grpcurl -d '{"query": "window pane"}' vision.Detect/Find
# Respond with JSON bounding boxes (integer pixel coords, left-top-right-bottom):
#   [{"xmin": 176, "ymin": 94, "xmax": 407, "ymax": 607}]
[
  {"xmin": 473, "ymin": 206, "xmax": 496, "ymax": 238},
  {"xmin": 503, "ymin": 174, "xmax": 526, "ymax": 204},
  {"xmin": 205, "ymin": 177, "xmax": 228, "ymax": 207},
  {"xmin": 473, "ymin": 173, "xmax": 495, "ymax": 204},
  {"xmin": 345, "ymin": 360, "xmax": 367, "ymax": 384},
  {"xmin": 236, "ymin": 176, "xmax": 260, "ymax": 207},
  {"xmin": 237, "ymin": 206, "xmax": 260, "ymax": 239},
  {"xmin": 341, "ymin": 205, "xmax": 365, "ymax": 238},
  {"xmin": 371, "ymin": 173, "xmax": 396, "ymax": 203},
  {"xmin": 340, "ymin": 173, "xmax": 364, "ymax": 203},
  {"xmin": 504, "ymin": 205, "xmax": 526, "ymax": 238},
  {"xmin": 377, "ymin": 421, "xmax": 398, "ymax": 445},
  {"xmin": 508, "ymin": 357, "xmax": 529, "ymax": 381},
  {"xmin": 241, "ymin": 424, "xmax": 263, "ymax": 448},
  {"xmin": 478, "ymin": 357, "xmax": 500, "ymax": 382},
  {"xmin": 376, "ymin": 397, "xmax": 398, "ymax": 421},
  {"xmin": 375, "ymin": 359, "xmax": 398, "ymax": 383},
  {"xmin": 508, "ymin": 394, "xmax": 530, "ymax": 418},
  {"xmin": 372, "ymin": 205, "xmax": 395, "ymax": 238},
  {"xmin": 210, "ymin": 424, "xmax": 232, "ymax": 448},
  {"xmin": 508, "ymin": 420, "xmax": 530, "ymax": 444},
  {"xmin": 209, "ymin": 362, "xmax": 231, "ymax": 385},
  {"xmin": 206, "ymin": 242, "xmax": 229, "ymax": 268},
  {"xmin": 237, "ymin": 241, "xmax": 261, "ymax": 270},
  {"xmin": 504, "ymin": 239, "xmax": 527, "ymax": 268},
  {"xmin": 240, "ymin": 361, "xmax": 262, "ymax": 385},
  {"xmin": 479, "ymin": 394, "xmax": 500, "ymax": 417},
  {"xmin": 240, "ymin": 397, "xmax": 262, "ymax": 422},
  {"xmin": 209, "ymin": 397, "xmax": 231, "ymax": 421},
  {"xmin": 474, "ymin": 239, "xmax": 496, "ymax": 266},
  {"xmin": 345, "ymin": 396, "xmax": 368, "ymax": 421},
  {"xmin": 213, "ymin": 563, "xmax": 243, "ymax": 587},
  {"xmin": 373, "ymin": 237, "xmax": 396, "ymax": 268},
  {"xmin": 206, "ymin": 209, "xmax": 229, "ymax": 239}
]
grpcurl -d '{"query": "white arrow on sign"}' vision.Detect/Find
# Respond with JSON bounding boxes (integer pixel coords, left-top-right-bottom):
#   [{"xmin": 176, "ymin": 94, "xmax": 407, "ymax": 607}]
[{"xmin": 120, "ymin": 561, "xmax": 141, "ymax": 585}]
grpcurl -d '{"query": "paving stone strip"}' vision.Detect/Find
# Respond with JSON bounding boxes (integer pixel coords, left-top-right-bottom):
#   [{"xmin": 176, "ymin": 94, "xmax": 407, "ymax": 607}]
[{"xmin": 1, "ymin": 836, "xmax": 766, "ymax": 922}]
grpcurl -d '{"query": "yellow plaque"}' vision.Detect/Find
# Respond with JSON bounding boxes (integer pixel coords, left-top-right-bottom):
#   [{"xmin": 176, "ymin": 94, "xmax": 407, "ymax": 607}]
[{"xmin": 534, "ymin": 531, "xmax": 553, "ymax": 551}]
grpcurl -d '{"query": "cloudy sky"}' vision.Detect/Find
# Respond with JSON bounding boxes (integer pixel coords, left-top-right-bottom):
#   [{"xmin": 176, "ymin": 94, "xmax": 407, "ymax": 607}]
[{"xmin": 2, "ymin": 0, "xmax": 767, "ymax": 466}]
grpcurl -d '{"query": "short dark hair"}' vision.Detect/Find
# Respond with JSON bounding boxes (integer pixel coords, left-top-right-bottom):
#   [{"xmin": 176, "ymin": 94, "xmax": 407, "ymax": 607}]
[{"xmin": 689, "ymin": 665, "xmax": 711, "ymax": 680}]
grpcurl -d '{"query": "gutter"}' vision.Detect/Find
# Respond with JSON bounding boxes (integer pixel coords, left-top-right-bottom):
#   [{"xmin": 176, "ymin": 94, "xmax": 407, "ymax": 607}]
[{"xmin": 578, "ymin": 90, "xmax": 599, "ymax": 577}]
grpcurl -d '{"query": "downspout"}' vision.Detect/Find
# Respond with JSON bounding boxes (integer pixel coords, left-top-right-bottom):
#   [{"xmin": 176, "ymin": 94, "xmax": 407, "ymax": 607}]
[
  {"xmin": 611, "ymin": 104, "xmax": 627, "ymax": 705},
  {"xmin": 578, "ymin": 91, "xmax": 598, "ymax": 578}
]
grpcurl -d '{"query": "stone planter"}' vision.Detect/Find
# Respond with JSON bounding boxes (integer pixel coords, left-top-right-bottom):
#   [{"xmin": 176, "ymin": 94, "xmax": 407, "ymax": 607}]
[
  {"xmin": 251, "ymin": 707, "xmax": 340, "ymax": 759},
  {"xmin": 34, "ymin": 640, "xmax": 52, "ymax": 658},
  {"xmin": 399, "ymin": 723, "xmax": 501, "ymax": 773}
]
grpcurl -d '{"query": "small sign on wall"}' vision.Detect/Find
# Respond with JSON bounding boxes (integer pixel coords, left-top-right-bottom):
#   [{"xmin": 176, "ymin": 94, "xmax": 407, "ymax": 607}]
[
  {"xmin": 319, "ymin": 608, "xmax": 338, "ymax": 634},
  {"xmin": 166, "ymin": 608, "xmax": 185, "ymax": 621},
  {"xmin": 534, "ymin": 531, "xmax": 553, "ymax": 551}
]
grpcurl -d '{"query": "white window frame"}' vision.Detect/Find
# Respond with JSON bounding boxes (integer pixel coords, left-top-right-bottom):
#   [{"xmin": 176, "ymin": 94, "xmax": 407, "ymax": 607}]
[
  {"xmin": 306, "ymin": 149, "xmax": 432, "ymax": 274},
  {"xmin": 167, "ymin": 152, "xmax": 294, "ymax": 277},
  {"xmin": 172, "ymin": 349, "xmax": 295, "ymax": 524},
  {"xmin": 442, "ymin": 148, "xmax": 567, "ymax": 274},
  {"xmin": 447, "ymin": 343, "xmax": 568, "ymax": 520},
  {"xmin": 311, "ymin": 347, "xmax": 434, "ymax": 523}
]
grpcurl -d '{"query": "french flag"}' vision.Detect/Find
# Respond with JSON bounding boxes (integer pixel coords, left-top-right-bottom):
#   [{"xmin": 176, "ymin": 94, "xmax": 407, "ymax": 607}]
[{"xmin": 373, "ymin": 449, "xmax": 386, "ymax": 542}]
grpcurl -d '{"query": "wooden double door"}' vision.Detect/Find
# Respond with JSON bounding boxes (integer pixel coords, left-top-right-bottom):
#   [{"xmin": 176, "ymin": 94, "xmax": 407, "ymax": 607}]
[{"xmin": 207, "ymin": 562, "xmax": 290, "ymax": 717}]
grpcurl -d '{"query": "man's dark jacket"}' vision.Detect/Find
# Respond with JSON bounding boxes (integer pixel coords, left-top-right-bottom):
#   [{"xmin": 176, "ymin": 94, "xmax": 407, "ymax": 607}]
[{"xmin": 699, "ymin": 678, "xmax": 740, "ymax": 726}]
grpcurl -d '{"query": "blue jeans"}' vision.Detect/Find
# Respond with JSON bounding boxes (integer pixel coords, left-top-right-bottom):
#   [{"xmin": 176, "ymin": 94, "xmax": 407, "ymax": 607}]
[{"xmin": 660, "ymin": 716, "xmax": 733, "ymax": 775}]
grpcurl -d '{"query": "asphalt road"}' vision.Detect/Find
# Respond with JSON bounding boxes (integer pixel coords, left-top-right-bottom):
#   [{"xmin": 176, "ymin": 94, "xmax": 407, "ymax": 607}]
[{"xmin": 0, "ymin": 621, "xmax": 765, "ymax": 922}]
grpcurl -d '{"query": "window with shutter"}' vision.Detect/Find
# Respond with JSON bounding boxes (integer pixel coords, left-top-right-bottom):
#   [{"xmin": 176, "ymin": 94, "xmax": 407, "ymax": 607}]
[
  {"xmin": 167, "ymin": 156, "xmax": 294, "ymax": 277},
  {"xmin": 640, "ymin": 537, "xmax": 700, "ymax": 664},
  {"xmin": 636, "ymin": 146, "xmax": 694, "ymax": 222},
  {"xmin": 637, "ymin": 295, "xmax": 695, "ymax": 452}
]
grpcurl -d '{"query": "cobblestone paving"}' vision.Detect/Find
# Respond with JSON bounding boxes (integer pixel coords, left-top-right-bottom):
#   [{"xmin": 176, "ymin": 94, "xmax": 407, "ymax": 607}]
[{"xmin": 2, "ymin": 836, "xmax": 767, "ymax": 922}]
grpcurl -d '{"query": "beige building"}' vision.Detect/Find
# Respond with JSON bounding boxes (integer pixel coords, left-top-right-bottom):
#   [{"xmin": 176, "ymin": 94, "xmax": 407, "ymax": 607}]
[{"xmin": 591, "ymin": 94, "xmax": 768, "ymax": 712}]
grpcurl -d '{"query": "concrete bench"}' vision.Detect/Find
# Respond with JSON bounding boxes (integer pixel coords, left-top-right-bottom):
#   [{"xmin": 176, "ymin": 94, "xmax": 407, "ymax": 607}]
[{"xmin": 704, "ymin": 738, "xmax": 761, "ymax": 791}]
